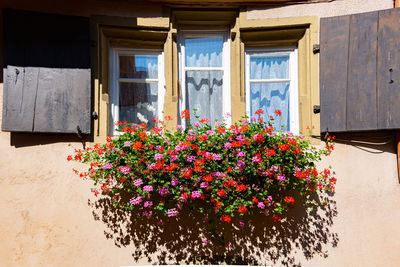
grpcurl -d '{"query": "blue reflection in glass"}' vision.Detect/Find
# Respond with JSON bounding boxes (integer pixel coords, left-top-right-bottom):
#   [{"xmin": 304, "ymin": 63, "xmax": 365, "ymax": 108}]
[{"xmin": 185, "ymin": 37, "xmax": 223, "ymax": 67}]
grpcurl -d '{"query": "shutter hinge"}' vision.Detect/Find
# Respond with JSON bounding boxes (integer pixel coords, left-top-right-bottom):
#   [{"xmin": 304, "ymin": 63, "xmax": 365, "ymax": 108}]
[
  {"xmin": 313, "ymin": 44, "xmax": 320, "ymax": 54},
  {"xmin": 92, "ymin": 111, "xmax": 98, "ymax": 120},
  {"xmin": 313, "ymin": 105, "xmax": 321, "ymax": 114}
]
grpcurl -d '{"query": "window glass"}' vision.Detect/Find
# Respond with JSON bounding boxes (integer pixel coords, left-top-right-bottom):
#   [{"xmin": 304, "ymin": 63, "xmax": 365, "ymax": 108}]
[
  {"xmin": 185, "ymin": 37, "xmax": 223, "ymax": 67},
  {"xmin": 246, "ymin": 50, "xmax": 298, "ymax": 133},
  {"xmin": 110, "ymin": 50, "xmax": 163, "ymax": 135},
  {"xmin": 119, "ymin": 55, "xmax": 158, "ymax": 79},
  {"xmin": 179, "ymin": 33, "xmax": 229, "ymax": 125},
  {"xmin": 250, "ymin": 82, "xmax": 290, "ymax": 131},
  {"xmin": 118, "ymin": 82, "xmax": 158, "ymax": 129},
  {"xmin": 249, "ymin": 55, "xmax": 289, "ymax": 80}
]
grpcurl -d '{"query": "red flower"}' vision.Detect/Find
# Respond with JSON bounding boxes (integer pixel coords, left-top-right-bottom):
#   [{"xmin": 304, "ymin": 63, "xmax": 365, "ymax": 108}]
[
  {"xmin": 67, "ymin": 155, "xmax": 73, "ymax": 161},
  {"xmin": 252, "ymin": 197, "xmax": 258, "ymax": 203},
  {"xmin": 274, "ymin": 109, "xmax": 282, "ymax": 116},
  {"xmin": 132, "ymin": 141, "xmax": 143, "ymax": 150},
  {"xmin": 266, "ymin": 149, "xmax": 276, "ymax": 157},
  {"xmin": 200, "ymin": 118, "xmax": 210, "ymax": 123},
  {"xmin": 255, "ymin": 109, "xmax": 264, "ymax": 115},
  {"xmin": 217, "ymin": 189, "xmax": 226, "ymax": 197},
  {"xmin": 203, "ymin": 174, "xmax": 213, "ymax": 182},
  {"xmin": 198, "ymin": 135, "xmax": 208, "ymax": 141},
  {"xmin": 221, "ymin": 215, "xmax": 231, "ymax": 223},
  {"xmin": 272, "ymin": 214, "xmax": 282, "ymax": 222},
  {"xmin": 236, "ymin": 184, "xmax": 247, "ymax": 192},
  {"xmin": 284, "ymin": 196, "xmax": 295, "ymax": 205},
  {"xmin": 217, "ymin": 127, "xmax": 226, "ymax": 134},
  {"xmin": 278, "ymin": 144, "xmax": 290, "ymax": 151},
  {"xmin": 238, "ymin": 205, "xmax": 248, "ymax": 213},
  {"xmin": 181, "ymin": 109, "xmax": 190, "ymax": 119}
]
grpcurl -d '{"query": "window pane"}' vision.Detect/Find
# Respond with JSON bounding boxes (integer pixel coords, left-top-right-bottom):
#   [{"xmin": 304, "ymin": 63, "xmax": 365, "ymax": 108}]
[
  {"xmin": 250, "ymin": 82, "xmax": 290, "ymax": 131},
  {"xmin": 185, "ymin": 37, "xmax": 223, "ymax": 68},
  {"xmin": 119, "ymin": 82, "xmax": 158, "ymax": 129},
  {"xmin": 250, "ymin": 55, "xmax": 289, "ymax": 80},
  {"xmin": 185, "ymin": 70, "xmax": 223, "ymax": 123},
  {"xmin": 119, "ymin": 55, "xmax": 158, "ymax": 79}
]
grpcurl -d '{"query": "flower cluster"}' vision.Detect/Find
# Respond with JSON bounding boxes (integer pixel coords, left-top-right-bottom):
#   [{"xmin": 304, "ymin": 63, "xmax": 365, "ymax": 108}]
[{"xmin": 69, "ymin": 110, "xmax": 336, "ymax": 223}]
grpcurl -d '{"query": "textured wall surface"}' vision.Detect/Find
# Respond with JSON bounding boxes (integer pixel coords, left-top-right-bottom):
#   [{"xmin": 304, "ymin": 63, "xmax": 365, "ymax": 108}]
[
  {"xmin": 1, "ymin": 1, "xmax": 400, "ymax": 267},
  {"xmin": 247, "ymin": 0, "xmax": 393, "ymax": 19}
]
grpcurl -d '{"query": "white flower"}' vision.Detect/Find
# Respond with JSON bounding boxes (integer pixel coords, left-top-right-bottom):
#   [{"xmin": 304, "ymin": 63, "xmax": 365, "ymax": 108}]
[
  {"xmin": 143, "ymin": 103, "xmax": 155, "ymax": 113},
  {"xmin": 137, "ymin": 113, "xmax": 148, "ymax": 123}
]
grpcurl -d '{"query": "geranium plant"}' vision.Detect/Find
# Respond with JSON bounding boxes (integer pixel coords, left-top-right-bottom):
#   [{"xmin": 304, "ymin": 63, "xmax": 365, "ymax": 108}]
[{"xmin": 69, "ymin": 110, "xmax": 336, "ymax": 224}]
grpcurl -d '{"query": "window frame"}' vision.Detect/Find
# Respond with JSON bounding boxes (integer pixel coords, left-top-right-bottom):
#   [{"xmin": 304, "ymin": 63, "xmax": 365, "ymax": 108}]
[
  {"xmin": 177, "ymin": 29, "xmax": 231, "ymax": 126},
  {"xmin": 109, "ymin": 47, "xmax": 165, "ymax": 136},
  {"xmin": 245, "ymin": 47, "xmax": 299, "ymax": 134}
]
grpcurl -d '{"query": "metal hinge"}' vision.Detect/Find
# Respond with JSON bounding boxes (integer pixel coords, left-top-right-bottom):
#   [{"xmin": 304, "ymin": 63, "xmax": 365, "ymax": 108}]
[
  {"xmin": 313, "ymin": 44, "xmax": 320, "ymax": 54},
  {"xmin": 313, "ymin": 105, "xmax": 321, "ymax": 114}
]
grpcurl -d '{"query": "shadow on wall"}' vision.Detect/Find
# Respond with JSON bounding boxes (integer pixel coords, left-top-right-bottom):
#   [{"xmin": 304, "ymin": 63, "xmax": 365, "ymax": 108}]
[
  {"xmin": 89, "ymin": 192, "xmax": 338, "ymax": 267},
  {"xmin": 10, "ymin": 132, "xmax": 89, "ymax": 148}
]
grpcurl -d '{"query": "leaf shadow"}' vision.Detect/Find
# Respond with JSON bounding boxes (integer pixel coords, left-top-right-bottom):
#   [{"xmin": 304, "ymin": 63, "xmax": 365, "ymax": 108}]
[{"xmin": 88, "ymin": 192, "xmax": 338, "ymax": 266}]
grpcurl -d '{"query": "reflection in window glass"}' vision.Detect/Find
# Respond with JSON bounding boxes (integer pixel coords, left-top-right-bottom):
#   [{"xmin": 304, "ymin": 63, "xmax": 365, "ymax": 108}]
[
  {"xmin": 185, "ymin": 37, "xmax": 223, "ymax": 68},
  {"xmin": 119, "ymin": 55, "xmax": 158, "ymax": 79},
  {"xmin": 250, "ymin": 82, "xmax": 290, "ymax": 131},
  {"xmin": 249, "ymin": 55, "xmax": 289, "ymax": 80},
  {"xmin": 119, "ymin": 82, "xmax": 158, "ymax": 129}
]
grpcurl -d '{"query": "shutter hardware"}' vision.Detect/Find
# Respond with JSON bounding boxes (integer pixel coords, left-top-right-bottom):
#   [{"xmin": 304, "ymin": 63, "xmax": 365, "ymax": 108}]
[
  {"xmin": 313, "ymin": 44, "xmax": 320, "ymax": 54},
  {"xmin": 92, "ymin": 111, "xmax": 98, "ymax": 120},
  {"xmin": 313, "ymin": 105, "xmax": 320, "ymax": 114}
]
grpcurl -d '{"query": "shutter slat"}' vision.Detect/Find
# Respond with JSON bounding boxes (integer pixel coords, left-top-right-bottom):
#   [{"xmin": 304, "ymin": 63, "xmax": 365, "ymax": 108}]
[
  {"xmin": 377, "ymin": 8, "xmax": 400, "ymax": 129},
  {"xmin": 33, "ymin": 68, "xmax": 91, "ymax": 133},
  {"xmin": 346, "ymin": 11, "xmax": 379, "ymax": 131},
  {"xmin": 2, "ymin": 66, "xmax": 38, "ymax": 132},
  {"xmin": 320, "ymin": 15, "xmax": 350, "ymax": 132}
]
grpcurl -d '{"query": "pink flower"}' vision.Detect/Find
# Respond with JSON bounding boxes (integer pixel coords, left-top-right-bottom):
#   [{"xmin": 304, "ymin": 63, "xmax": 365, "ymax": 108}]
[
  {"xmin": 120, "ymin": 166, "xmax": 131, "ymax": 174},
  {"xmin": 154, "ymin": 153, "xmax": 164, "ymax": 160},
  {"xmin": 171, "ymin": 155, "xmax": 178, "ymax": 162},
  {"xmin": 130, "ymin": 196, "xmax": 142, "ymax": 205},
  {"xmin": 257, "ymin": 202, "xmax": 265, "ymax": 209},
  {"xmin": 211, "ymin": 153, "xmax": 222, "ymax": 160},
  {"xmin": 186, "ymin": 156, "xmax": 196, "ymax": 162},
  {"xmin": 124, "ymin": 141, "xmax": 132, "ymax": 147},
  {"xmin": 167, "ymin": 208, "xmax": 178, "ymax": 217},
  {"xmin": 133, "ymin": 179, "xmax": 143, "ymax": 187},
  {"xmin": 143, "ymin": 185, "xmax": 153, "ymax": 192},
  {"xmin": 200, "ymin": 182, "xmax": 209, "ymax": 188},
  {"xmin": 144, "ymin": 201, "xmax": 153, "ymax": 207},
  {"xmin": 142, "ymin": 211, "xmax": 152, "ymax": 216},
  {"xmin": 191, "ymin": 191, "xmax": 201, "ymax": 199},
  {"xmin": 238, "ymin": 151, "xmax": 246, "ymax": 157},
  {"xmin": 224, "ymin": 142, "xmax": 232, "ymax": 149},
  {"xmin": 171, "ymin": 178, "xmax": 179, "ymax": 186},
  {"xmin": 206, "ymin": 130, "xmax": 215, "ymax": 135}
]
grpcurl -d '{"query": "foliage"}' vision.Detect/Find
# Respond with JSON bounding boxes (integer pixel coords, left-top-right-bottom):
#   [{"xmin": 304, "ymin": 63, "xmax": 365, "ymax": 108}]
[{"xmin": 69, "ymin": 110, "xmax": 336, "ymax": 224}]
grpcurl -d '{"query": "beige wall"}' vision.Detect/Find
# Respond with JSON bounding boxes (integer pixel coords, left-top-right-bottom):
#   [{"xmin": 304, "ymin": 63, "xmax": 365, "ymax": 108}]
[
  {"xmin": 248, "ymin": 0, "xmax": 393, "ymax": 19},
  {"xmin": 1, "ymin": 1, "xmax": 400, "ymax": 267}
]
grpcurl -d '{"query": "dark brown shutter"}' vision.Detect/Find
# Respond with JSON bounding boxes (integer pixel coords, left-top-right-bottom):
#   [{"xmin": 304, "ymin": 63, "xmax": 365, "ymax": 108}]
[
  {"xmin": 320, "ymin": 7, "xmax": 400, "ymax": 133},
  {"xmin": 1, "ymin": 9, "xmax": 91, "ymax": 133}
]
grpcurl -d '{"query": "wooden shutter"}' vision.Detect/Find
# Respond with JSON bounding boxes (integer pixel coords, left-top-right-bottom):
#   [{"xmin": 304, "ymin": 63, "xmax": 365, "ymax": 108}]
[
  {"xmin": 1, "ymin": 9, "xmax": 91, "ymax": 133},
  {"xmin": 320, "ymin": 7, "xmax": 400, "ymax": 133}
]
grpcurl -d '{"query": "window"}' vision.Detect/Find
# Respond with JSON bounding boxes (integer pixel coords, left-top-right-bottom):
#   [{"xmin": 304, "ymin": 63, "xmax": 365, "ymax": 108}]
[
  {"xmin": 178, "ymin": 31, "xmax": 231, "ymax": 126},
  {"xmin": 92, "ymin": 14, "xmax": 318, "ymax": 142},
  {"xmin": 109, "ymin": 48, "xmax": 165, "ymax": 135},
  {"xmin": 245, "ymin": 48, "xmax": 299, "ymax": 134}
]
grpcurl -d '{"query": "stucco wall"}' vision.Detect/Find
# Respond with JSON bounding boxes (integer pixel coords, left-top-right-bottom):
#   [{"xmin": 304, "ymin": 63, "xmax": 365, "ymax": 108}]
[
  {"xmin": 1, "ymin": 1, "xmax": 400, "ymax": 267},
  {"xmin": 247, "ymin": 0, "xmax": 393, "ymax": 19}
]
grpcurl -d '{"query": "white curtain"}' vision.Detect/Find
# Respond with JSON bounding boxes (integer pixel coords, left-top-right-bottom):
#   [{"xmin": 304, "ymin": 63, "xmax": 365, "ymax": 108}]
[
  {"xmin": 184, "ymin": 36, "xmax": 224, "ymax": 124},
  {"xmin": 249, "ymin": 55, "xmax": 291, "ymax": 131}
]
